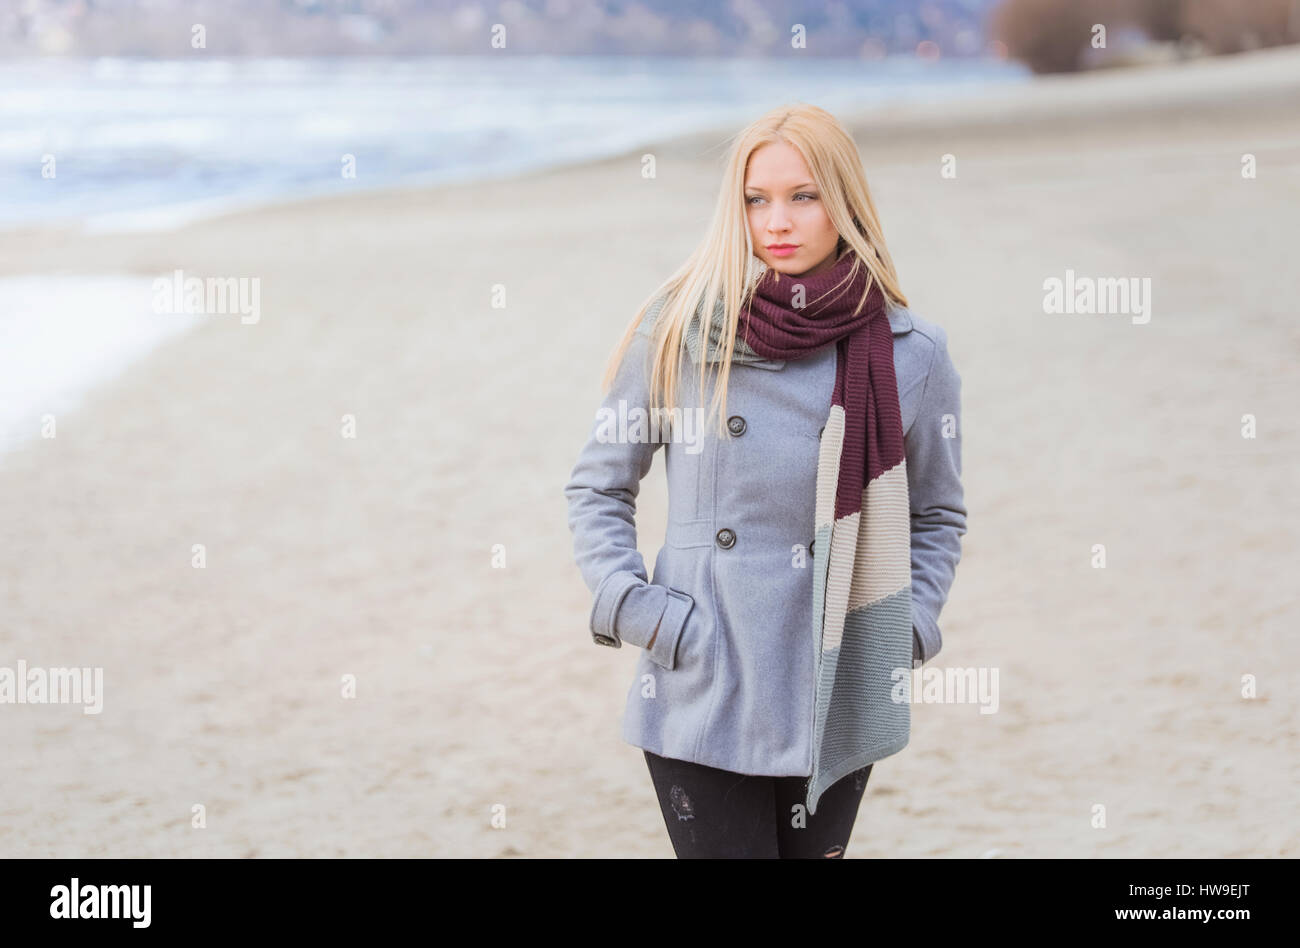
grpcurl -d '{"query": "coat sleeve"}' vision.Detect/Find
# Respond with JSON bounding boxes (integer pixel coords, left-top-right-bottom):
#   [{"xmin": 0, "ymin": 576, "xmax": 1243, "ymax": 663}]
[
  {"xmin": 904, "ymin": 324, "xmax": 967, "ymax": 664},
  {"xmin": 563, "ymin": 326, "xmax": 696, "ymax": 671}
]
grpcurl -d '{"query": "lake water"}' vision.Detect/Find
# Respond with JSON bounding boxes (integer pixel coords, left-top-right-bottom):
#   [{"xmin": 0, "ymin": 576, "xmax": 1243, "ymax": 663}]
[
  {"xmin": 0, "ymin": 54, "xmax": 1026, "ymax": 460},
  {"xmin": 0, "ymin": 54, "xmax": 1026, "ymax": 231}
]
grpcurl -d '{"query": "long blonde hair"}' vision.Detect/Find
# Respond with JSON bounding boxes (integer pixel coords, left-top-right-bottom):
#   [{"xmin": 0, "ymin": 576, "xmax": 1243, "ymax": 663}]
[{"xmin": 600, "ymin": 103, "xmax": 909, "ymax": 440}]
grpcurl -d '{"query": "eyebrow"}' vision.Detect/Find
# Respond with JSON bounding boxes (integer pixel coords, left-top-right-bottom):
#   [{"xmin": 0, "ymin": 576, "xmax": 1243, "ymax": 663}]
[{"xmin": 744, "ymin": 182, "xmax": 816, "ymax": 193}]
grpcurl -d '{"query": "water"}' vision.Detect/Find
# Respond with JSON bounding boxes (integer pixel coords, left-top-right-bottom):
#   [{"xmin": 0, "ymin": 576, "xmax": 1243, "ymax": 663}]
[
  {"xmin": 0, "ymin": 55, "xmax": 1027, "ymax": 231},
  {"xmin": 0, "ymin": 276, "xmax": 205, "ymax": 458},
  {"xmin": 0, "ymin": 55, "xmax": 1027, "ymax": 460}
]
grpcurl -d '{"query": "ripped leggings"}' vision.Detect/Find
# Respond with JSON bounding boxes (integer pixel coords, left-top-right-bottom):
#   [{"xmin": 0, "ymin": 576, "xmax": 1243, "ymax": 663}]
[{"xmin": 642, "ymin": 749, "xmax": 873, "ymax": 859}]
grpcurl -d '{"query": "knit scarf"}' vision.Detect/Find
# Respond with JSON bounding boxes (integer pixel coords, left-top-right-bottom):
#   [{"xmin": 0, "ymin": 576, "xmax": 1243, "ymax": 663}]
[{"xmin": 683, "ymin": 247, "xmax": 913, "ymax": 816}]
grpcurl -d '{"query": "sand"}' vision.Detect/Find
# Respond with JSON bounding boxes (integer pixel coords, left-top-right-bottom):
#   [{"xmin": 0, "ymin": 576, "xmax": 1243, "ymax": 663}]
[{"xmin": 2, "ymin": 44, "xmax": 1298, "ymax": 858}]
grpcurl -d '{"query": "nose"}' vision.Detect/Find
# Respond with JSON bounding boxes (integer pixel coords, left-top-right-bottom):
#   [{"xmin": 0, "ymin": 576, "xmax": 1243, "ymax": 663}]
[{"xmin": 767, "ymin": 203, "xmax": 792, "ymax": 233}]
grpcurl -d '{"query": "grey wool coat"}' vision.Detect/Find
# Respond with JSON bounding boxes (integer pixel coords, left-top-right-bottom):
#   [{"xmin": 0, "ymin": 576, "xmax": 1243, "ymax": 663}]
[{"xmin": 563, "ymin": 298, "xmax": 966, "ymax": 778}]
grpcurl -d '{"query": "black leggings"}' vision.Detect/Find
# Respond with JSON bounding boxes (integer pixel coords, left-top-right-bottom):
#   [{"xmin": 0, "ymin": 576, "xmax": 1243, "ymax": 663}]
[{"xmin": 643, "ymin": 749, "xmax": 873, "ymax": 858}]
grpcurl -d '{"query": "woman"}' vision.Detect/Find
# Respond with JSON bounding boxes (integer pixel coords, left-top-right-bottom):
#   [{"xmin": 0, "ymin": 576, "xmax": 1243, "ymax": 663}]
[{"xmin": 563, "ymin": 104, "xmax": 966, "ymax": 858}]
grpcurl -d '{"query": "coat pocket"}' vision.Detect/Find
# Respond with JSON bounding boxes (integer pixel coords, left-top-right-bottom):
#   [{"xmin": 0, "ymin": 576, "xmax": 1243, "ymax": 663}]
[
  {"xmin": 648, "ymin": 541, "xmax": 713, "ymax": 675},
  {"xmin": 609, "ymin": 576, "xmax": 696, "ymax": 672},
  {"xmin": 663, "ymin": 518, "xmax": 715, "ymax": 549},
  {"xmin": 648, "ymin": 587, "xmax": 695, "ymax": 672}
]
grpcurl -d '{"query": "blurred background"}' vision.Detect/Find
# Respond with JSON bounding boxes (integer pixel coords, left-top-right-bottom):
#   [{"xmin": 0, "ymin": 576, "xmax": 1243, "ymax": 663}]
[{"xmin": 1, "ymin": 1, "xmax": 1297, "ymax": 858}]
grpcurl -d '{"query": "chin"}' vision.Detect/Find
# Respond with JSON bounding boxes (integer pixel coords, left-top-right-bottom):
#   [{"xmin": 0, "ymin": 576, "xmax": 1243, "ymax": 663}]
[{"xmin": 762, "ymin": 256, "xmax": 803, "ymax": 274}]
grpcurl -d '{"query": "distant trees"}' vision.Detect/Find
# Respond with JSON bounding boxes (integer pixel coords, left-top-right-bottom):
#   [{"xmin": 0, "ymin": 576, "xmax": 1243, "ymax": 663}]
[{"xmin": 990, "ymin": 0, "xmax": 1300, "ymax": 72}]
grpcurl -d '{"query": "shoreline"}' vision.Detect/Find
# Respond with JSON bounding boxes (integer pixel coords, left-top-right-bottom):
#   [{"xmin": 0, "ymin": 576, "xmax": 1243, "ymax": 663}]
[
  {"xmin": 0, "ymin": 54, "xmax": 1026, "ymax": 241},
  {"xmin": 3, "ymin": 43, "xmax": 1296, "ymax": 254}
]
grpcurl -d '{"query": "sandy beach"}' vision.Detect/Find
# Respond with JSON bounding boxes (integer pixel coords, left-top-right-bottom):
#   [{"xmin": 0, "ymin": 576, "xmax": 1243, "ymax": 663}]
[{"xmin": 2, "ymin": 44, "xmax": 1298, "ymax": 858}]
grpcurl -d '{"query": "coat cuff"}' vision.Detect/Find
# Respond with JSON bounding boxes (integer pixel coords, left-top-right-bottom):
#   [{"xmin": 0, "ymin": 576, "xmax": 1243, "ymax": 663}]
[
  {"xmin": 589, "ymin": 569, "xmax": 643, "ymax": 647},
  {"xmin": 588, "ymin": 569, "xmax": 694, "ymax": 671},
  {"xmin": 912, "ymin": 601, "xmax": 943, "ymax": 664}
]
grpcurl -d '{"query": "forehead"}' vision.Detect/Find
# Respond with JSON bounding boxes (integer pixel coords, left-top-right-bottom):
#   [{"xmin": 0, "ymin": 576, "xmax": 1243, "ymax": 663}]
[{"xmin": 744, "ymin": 141, "xmax": 812, "ymax": 186}]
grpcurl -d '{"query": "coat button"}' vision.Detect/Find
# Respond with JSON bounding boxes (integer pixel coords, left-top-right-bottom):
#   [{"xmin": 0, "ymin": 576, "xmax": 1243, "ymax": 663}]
[
  {"xmin": 727, "ymin": 415, "xmax": 746, "ymax": 436},
  {"xmin": 809, "ymin": 539, "xmax": 815, "ymax": 554},
  {"xmin": 715, "ymin": 528, "xmax": 736, "ymax": 550}
]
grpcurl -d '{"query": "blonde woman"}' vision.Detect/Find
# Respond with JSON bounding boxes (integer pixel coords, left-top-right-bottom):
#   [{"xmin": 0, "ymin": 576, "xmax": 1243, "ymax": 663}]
[{"xmin": 563, "ymin": 104, "xmax": 966, "ymax": 858}]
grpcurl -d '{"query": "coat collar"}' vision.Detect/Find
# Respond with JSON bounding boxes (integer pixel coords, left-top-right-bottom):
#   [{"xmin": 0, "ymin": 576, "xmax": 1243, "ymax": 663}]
[{"xmin": 886, "ymin": 302, "xmax": 913, "ymax": 336}]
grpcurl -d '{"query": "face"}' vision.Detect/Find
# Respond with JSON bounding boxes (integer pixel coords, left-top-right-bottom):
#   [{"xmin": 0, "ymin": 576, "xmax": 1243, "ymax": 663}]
[{"xmin": 744, "ymin": 140, "xmax": 841, "ymax": 278}]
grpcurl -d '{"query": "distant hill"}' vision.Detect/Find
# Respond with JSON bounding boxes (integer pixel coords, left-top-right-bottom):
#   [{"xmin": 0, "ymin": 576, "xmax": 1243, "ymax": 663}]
[{"xmin": 0, "ymin": 0, "xmax": 1001, "ymax": 58}]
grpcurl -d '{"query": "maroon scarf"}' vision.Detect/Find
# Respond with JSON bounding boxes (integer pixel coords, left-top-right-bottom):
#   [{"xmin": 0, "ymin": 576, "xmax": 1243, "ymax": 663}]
[
  {"xmin": 739, "ymin": 248, "xmax": 905, "ymax": 522},
  {"xmin": 734, "ymin": 246, "xmax": 914, "ymax": 816}
]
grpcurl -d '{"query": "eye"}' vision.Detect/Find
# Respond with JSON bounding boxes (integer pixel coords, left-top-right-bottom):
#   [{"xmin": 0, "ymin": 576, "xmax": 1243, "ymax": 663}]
[{"xmin": 745, "ymin": 193, "xmax": 816, "ymax": 205}]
